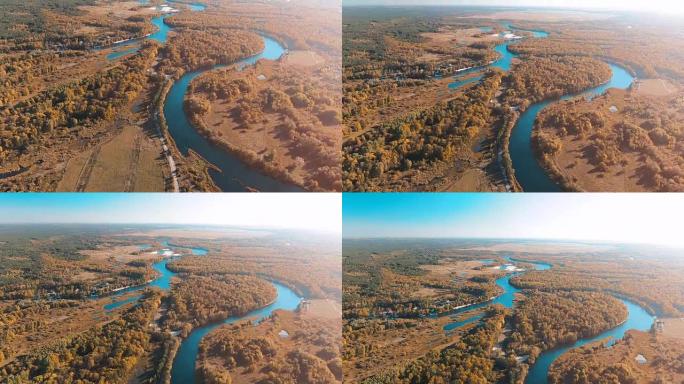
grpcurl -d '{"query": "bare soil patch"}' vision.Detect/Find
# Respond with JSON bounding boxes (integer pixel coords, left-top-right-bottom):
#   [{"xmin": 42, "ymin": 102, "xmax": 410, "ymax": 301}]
[
  {"xmin": 284, "ymin": 50, "xmax": 325, "ymax": 67},
  {"xmin": 80, "ymin": 245, "xmax": 146, "ymax": 263},
  {"xmin": 660, "ymin": 318, "xmax": 684, "ymax": 339},
  {"xmin": 635, "ymin": 78, "xmax": 677, "ymax": 96},
  {"xmin": 304, "ymin": 298, "xmax": 341, "ymax": 320}
]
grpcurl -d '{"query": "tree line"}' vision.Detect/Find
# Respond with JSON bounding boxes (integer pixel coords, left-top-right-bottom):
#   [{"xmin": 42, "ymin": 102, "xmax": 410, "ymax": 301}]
[
  {"xmin": 507, "ymin": 290, "xmax": 627, "ymax": 366},
  {"xmin": 343, "ymin": 70, "xmax": 504, "ymax": 191},
  {"xmin": 162, "ymin": 274, "xmax": 276, "ymax": 334},
  {"xmin": 0, "ymin": 43, "xmax": 157, "ymax": 167},
  {"xmin": 503, "ymin": 56, "xmax": 611, "ymax": 109},
  {"xmin": 0, "ymin": 291, "xmax": 161, "ymax": 383}
]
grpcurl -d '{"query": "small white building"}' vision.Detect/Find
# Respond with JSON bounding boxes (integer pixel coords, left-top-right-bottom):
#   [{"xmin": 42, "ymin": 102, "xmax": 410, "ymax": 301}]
[
  {"xmin": 635, "ymin": 354, "xmax": 647, "ymax": 364},
  {"xmin": 609, "ymin": 105, "xmax": 618, "ymax": 113},
  {"xmin": 278, "ymin": 330, "xmax": 289, "ymax": 338}
]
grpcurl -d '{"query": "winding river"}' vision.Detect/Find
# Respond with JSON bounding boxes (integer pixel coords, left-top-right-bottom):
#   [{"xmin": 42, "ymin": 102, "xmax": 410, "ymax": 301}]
[
  {"xmin": 448, "ymin": 23, "xmax": 635, "ymax": 192},
  {"xmin": 441, "ymin": 257, "xmax": 654, "ymax": 383},
  {"xmin": 510, "ymin": 64, "xmax": 635, "ymax": 192},
  {"xmin": 163, "ymin": 36, "xmax": 302, "ymax": 192},
  {"xmin": 443, "ymin": 256, "xmax": 549, "ymax": 331},
  {"xmin": 105, "ymin": 2, "xmax": 301, "ymax": 191},
  {"xmin": 525, "ymin": 297, "xmax": 654, "ymax": 384},
  {"xmin": 101, "ymin": 242, "xmax": 302, "ymax": 384},
  {"xmin": 170, "ymin": 281, "xmax": 303, "ymax": 384},
  {"xmin": 103, "ymin": 242, "xmax": 206, "ymax": 310}
]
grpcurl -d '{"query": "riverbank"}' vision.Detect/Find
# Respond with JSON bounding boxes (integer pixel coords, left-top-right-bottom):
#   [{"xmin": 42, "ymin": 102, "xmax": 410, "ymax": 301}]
[
  {"xmin": 526, "ymin": 74, "xmax": 619, "ymax": 192},
  {"xmin": 532, "ymin": 85, "xmax": 683, "ymax": 192},
  {"xmin": 169, "ymin": 281, "xmax": 302, "ymax": 383},
  {"xmin": 161, "ymin": 34, "xmax": 303, "ymax": 192},
  {"xmin": 196, "ymin": 307, "xmax": 342, "ymax": 383},
  {"xmin": 549, "ymin": 329, "xmax": 684, "ymax": 383},
  {"xmin": 525, "ymin": 297, "xmax": 654, "ymax": 384},
  {"xmin": 183, "ymin": 96, "xmax": 310, "ymax": 191},
  {"xmin": 506, "ymin": 59, "xmax": 627, "ymax": 191},
  {"xmin": 182, "ymin": 52, "xmax": 342, "ymax": 191},
  {"xmin": 155, "ymin": 78, "xmax": 220, "ymax": 191}
]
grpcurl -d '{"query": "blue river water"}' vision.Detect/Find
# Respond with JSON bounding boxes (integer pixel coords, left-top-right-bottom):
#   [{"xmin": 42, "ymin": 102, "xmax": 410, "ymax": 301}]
[
  {"xmin": 525, "ymin": 298, "xmax": 654, "ymax": 384},
  {"xmin": 98, "ymin": 241, "xmax": 301, "ymax": 383},
  {"xmin": 447, "ymin": 22, "xmax": 633, "ymax": 192},
  {"xmin": 443, "ymin": 257, "xmax": 549, "ymax": 330},
  {"xmin": 163, "ymin": 36, "xmax": 302, "ymax": 191},
  {"xmin": 188, "ymin": 3, "xmax": 206, "ymax": 11},
  {"xmin": 104, "ymin": 243, "xmax": 206, "ymax": 310},
  {"xmin": 170, "ymin": 281, "xmax": 303, "ymax": 384},
  {"xmin": 509, "ymin": 63, "xmax": 635, "ymax": 191},
  {"xmin": 103, "ymin": 3, "xmax": 301, "ymax": 191},
  {"xmin": 105, "ymin": 13, "xmax": 172, "ymax": 60},
  {"xmin": 439, "ymin": 256, "xmax": 653, "ymax": 383},
  {"xmin": 448, "ymin": 23, "xmax": 539, "ymax": 91}
]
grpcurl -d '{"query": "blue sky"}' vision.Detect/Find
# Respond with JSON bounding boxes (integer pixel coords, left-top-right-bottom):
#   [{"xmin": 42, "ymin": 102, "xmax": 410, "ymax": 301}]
[
  {"xmin": 343, "ymin": 193, "xmax": 684, "ymax": 247},
  {"xmin": 342, "ymin": 0, "xmax": 684, "ymax": 14},
  {"xmin": 0, "ymin": 193, "xmax": 341, "ymax": 233}
]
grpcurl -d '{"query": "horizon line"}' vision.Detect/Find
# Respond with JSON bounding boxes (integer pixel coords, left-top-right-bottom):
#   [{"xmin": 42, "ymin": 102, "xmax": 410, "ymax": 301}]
[
  {"xmin": 342, "ymin": 236, "xmax": 683, "ymax": 248},
  {"xmin": 341, "ymin": 2, "xmax": 684, "ymax": 16}
]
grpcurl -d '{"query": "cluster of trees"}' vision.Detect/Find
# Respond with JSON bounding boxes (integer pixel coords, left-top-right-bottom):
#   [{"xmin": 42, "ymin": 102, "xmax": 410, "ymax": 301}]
[
  {"xmin": 343, "ymin": 70, "xmax": 503, "ymax": 191},
  {"xmin": 0, "ymin": 291, "xmax": 161, "ymax": 383},
  {"xmin": 159, "ymin": 29, "xmax": 263, "ymax": 78},
  {"xmin": 343, "ymin": 80, "xmax": 396, "ymax": 136},
  {"xmin": 535, "ymin": 92, "xmax": 684, "ymax": 191},
  {"xmin": 342, "ymin": 12, "xmax": 494, "ymax": 81},
  {"xmin": 551, "ymin": 361, "xmax": 639, "ymax": 384},
  {"xmin": 510, "ymin": 256, "xmax": 684, "ymax": 317},
  {"xmin": 198, "ymin": 311, "xmax": 341, "ymax": 384},
  {"xmin": 191, "ymin": 76, "xmax": 253, "ymax": 104},
  {"xmin": 347, "ymin": 276, "xmax": 500, "ymax": 319},
  {"xmin": 0, "ymin": 0, "xmax": 155, "ymax": 51},
  {"xmin": 342, "ymin": 12, "xmax": 499, "ymax": 162},
  {"xmin": 504, "ymin": 56, "xmax": 611, "ymax": 107},
  {"xmin": 167, "ymin": 244, "xmax": 341, "ymax": 301},
  {"xmin": 508, "ymin": 24, "xmax": 684, "ymax": 79},
  {"xmin": 549, "ymin": 330, "xmax": 684, "ymax": 384},
  {"xmin": 507, "ymin": 291, "xmax": 627, "ymax": 364},
  {"xmin": 362, "ymin": 307, "xmax": 507, "ymax": 383},
  {"xmin": 343, "ymin": 246, "xmax": 501, "ymax": 319},
  {"xmin": 508, "ymin": 39, "xmax": 603, "ymax": 59},
  {"xmin": 163, "ymin": 274, "xmax": 276, "ymax": 332},
  {"xmin": 0, "ymin": 44, "xmax": 156, "ymax": 160},
  {"xmin": 0, "ymin": 236, "xmax": 156, "ymax": 301},
  {"xmin": 186, "ymin": 64, "xmax": 342, "ymax": 191},
  {"xmin": 0, "ymin": 300, "xmax": 80, "ymax": 363},
  {"xmin": 0, "ymin": 51, "xmax": 82, "ymax": 107}
]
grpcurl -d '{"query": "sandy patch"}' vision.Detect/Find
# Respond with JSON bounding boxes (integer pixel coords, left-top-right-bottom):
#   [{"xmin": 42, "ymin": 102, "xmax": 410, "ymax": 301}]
[
  {"xmin": 635, "ymin": 78, "xmax": 677, "ymax": 96},
  {"xmin": 284, "ymin": 50, "xmax": 325, "ymax": 67},
  {"xmin": 660, "ymin": 318, "xmax": 684, "ymax": 339},
  {"xmin": 440, "ymin": 168, "xmax": 492, "ymax": 192},
  {"xmin": 421, "ymin": 27, "xmax": 500, "ymax": 46},
  {"xmin": 302, "ymin": 299, "xmax": 341, "ymax": 320},
  {"xmin": 80, "ymin": 1, "xmax": 156, "ymax": 18},
  {"xmin": 421, "ymin": 259, "xmax": 499, "ymax": 278},
  {"xmin": 80, "ymin": 245, "xmax": 146, "ymax": 262}
]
